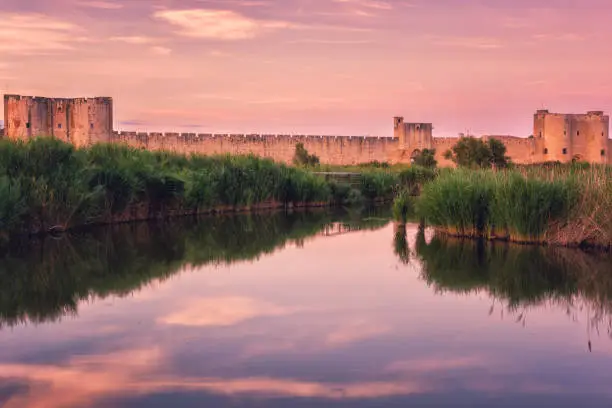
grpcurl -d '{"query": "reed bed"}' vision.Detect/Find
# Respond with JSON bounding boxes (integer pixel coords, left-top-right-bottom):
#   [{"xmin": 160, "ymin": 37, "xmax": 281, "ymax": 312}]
[
  {"xmin": 412, "ymin": 166, "xmax": 611, "ymax": 248},
  {"xmin": 0, "ymin": 138, "xmax": 396, "ymax": 238}
]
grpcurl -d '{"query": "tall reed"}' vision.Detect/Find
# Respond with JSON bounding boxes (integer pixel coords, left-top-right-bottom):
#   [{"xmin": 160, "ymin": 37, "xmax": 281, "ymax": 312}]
[
  {"xmin": 0, "ymin": 139, "xmax": 350, "ymax": 236},
  {"xmin": 415, "ymin": 168, "xmax": 586, "ymax": 245}
]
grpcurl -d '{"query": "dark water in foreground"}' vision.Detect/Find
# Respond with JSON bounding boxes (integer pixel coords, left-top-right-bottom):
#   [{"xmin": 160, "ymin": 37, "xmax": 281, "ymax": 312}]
[{"xmin": 2, "ymin": 209, "xmax": 612, "ymax": 407}]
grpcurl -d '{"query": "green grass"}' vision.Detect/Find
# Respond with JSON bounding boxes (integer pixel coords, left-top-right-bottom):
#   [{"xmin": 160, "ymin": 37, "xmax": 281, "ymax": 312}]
[
  {"xmin": 411, "ymin": 166, "xmax": 607, "ymax": 246},
  {"xmin": 416, "ymin": 170, "xmax": 496, "ymax": 237},
  {"xmin": 392, "ymin": 190, "xmax": 416, "ymax": 223},
  {"xmin": 0, "ymin": 138, "xmax": 403, "ymax": 237},
  {"xmin": 0, "ymin": 139, "xmax": 338, "ymax": 236}
]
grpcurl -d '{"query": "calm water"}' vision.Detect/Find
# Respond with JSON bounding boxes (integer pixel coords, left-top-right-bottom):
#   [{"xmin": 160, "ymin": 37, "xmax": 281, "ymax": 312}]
[{"xmin": 2, "ymin": 209, "xmax": 612, "ymax": 407}]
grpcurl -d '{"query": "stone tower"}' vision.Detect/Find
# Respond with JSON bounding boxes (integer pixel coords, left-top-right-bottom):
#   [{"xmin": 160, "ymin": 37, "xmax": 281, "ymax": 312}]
[
  {"xmin": 393, "ymin": 116, "xmax": 433, "ymax": 156},
  {"xmin": 3, "ymin": 95, "xmax": 113, "ymax": 148},
  {"xmin": 533, "ymin": 110, "xmax": 609, "ymax": 164}
]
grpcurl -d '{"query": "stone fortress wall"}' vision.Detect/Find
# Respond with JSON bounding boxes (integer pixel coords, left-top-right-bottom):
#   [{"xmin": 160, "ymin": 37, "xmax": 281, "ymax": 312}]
[
  {"xmin": 3, "ymin": 95, "xmax": 112, "ymax": 148},
  {"xmin": 3, "ymin": 94, "xmax": 611, "ymax": 166},
  {"xmin": 110, "ymin": 131, "xmax": 400, "ymax": 165}
]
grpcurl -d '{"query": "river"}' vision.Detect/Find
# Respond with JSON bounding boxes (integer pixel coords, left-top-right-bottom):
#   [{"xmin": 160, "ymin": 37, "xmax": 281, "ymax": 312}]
[{"xmin": 1, "ymin": 209, "xmax": 612, "ymax": 407}]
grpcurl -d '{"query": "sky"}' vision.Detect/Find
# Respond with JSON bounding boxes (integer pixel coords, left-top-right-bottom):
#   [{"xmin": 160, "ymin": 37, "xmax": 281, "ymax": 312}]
[{"xmin": 1, "ymin": 0, "xmax": 612, "ymax": 136}]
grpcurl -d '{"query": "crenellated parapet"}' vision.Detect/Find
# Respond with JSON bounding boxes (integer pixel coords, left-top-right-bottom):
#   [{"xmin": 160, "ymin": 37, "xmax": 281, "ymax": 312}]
[{"xmin": 108, "ymin": 131, "xmax": 398, "ymax": 165}]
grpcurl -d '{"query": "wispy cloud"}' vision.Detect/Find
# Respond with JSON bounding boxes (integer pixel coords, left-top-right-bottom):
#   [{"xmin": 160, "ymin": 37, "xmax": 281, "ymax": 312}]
[
  {"xmin": 285, "ymin": 38, "xmax": 373, "ymax": 45},
  {"xmin": 0, "ymin": 13, "xmax": 85, "ymax": 55},
  {"xmin": 428, "ymin": 36, "xmax": 503, "ymax": 50},
  {"xmin": 334, "ymin": 0, "xmax": 393, "ymax": 11},
  {"xmin": 532, "ymin": 33, "xmax": 585, "ymax": 42},
  {"xmin": 75, "ymin": 0, "xmax": 124, "ymax": 9},
  {"xmin": 150, "ymin": 46, "xmax": 172, "ymax": 55},
  {"xmin": 158, "ymin": 297, "xmax": 297, "ymax": 327},
  {"xmin": 109, "ymin": 36, "xmax": 170, "ymax": 56},
  {"xmin": 153, "ymin": 9, "xmax": 293, "ymax": 40},
  {"xmin": 153, "ymin": 8, "xmax": 370, "ymax": 41},
  {"xmin": 109, "ymin": 36, "xmax": 156, "ymax": 45}
]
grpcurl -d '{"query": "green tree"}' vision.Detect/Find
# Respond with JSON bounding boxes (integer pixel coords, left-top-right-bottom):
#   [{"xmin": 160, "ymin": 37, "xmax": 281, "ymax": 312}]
[
  {"xmin": 412, "ymin": 148, "xmax": 437, "ymax": 168},
  {"xmin": 487, "ymin": 138, "xmax": 510, "ymax": 169},
  {"xmin": 444, "ymin": 137, "xmax": 509, "ymax": 169},
  {"xmin": 293, "ymin": 143, "xmax": 320, "ymax": 167}
]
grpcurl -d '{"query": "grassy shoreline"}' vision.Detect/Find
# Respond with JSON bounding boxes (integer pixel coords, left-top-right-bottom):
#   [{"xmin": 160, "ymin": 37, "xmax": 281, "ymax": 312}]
[
  {"xmin": 393, "ymin": 165, "xmax": 612, "ymax": 250},
  {"xmin": 0, "ymin": 138, "xmax": 399, "ymax": 241}
]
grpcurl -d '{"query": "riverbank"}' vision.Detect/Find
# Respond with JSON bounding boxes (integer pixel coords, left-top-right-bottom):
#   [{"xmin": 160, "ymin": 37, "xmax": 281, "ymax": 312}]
[
  {"xmin": 0, "ymin": 138, "xmax": 397, "ymax": 241},
  {"xmin": 393, "ymin": 164, "xmax": 612, "ymax": 250}
]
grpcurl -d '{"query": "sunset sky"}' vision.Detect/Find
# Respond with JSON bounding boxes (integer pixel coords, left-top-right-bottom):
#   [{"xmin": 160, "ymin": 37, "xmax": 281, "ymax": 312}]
[{"xmin": 1, "ymin": 0, "xmax": 611, "ymax": 136}]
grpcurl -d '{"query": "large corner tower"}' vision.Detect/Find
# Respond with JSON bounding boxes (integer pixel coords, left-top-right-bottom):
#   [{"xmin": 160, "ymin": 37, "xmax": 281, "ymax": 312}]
[
  {"xmin": 3, "ymin": 95, "xmax": 113, "ymax": 147},
  {"xmin": 533, "ymin": 109, "xmax": 609, "ymax": 164}
]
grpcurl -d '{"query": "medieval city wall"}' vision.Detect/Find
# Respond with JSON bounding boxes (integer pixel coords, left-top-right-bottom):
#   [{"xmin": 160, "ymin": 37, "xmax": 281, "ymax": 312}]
[
  {"xmin": 110, "ymin": 132, "xmax": 400, "ymax": 165},
  {"xmin": 4, "ymin": 95, "xmax": 611, "ymax": 166}
]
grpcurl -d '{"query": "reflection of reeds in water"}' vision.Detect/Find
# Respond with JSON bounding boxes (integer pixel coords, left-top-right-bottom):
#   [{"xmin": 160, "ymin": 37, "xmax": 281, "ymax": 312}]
[
  {"xmin": 406, "ymin": 228, "xmax": 612, "ymax": 345},
  {"xmin": 393, "ymin": 223, "xmax": 410, "ymax": 264},
  {"xmin": 0, "ymin": 208, "xmax": 392, "ymax": 328}
]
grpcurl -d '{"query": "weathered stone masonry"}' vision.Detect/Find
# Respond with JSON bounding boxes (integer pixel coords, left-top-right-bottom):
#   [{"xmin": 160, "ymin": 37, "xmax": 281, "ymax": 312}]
[
  {"xmin": 3, "ymin": 94, "xmax": 611, "ymax": 166},
  {"xmin": 3, "ymin": 95, "xmax": 112, "ymax": 148}
]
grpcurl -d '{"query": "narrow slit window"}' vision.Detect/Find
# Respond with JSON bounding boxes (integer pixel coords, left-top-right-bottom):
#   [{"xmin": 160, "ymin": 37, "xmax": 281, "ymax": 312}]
[
  {"xmin": 544, "ymin": 148, "xmax": 548, "ymax": 154},
  {"xmin": 577, "ymin": 131, "xmax": 580, "ymax": 136},
  {"xmin": 562, "ymin": 148, "xmax": 567, "ymax": 155},
  {"xmin": 26, "ymin": 122, "xmax": 30, "ymax": 129},
  {"xmin": 58, "ymin": 123, "xmax": 62, "ymax": 129},
  {"xmin": 601, "ymin": 150, "xmax": 606, "ymax": 156}
]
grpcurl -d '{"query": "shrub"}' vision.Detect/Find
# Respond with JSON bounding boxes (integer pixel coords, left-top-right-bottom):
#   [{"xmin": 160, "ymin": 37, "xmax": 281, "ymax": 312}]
[
  {"xmin": 359, "ymin": 172, "xmax": 398, "ymax": 200},
  {"xmin": 444, "ymin": 137, "xmax": 509, "ymax": 169},
  {"xmin": 411, "ymin": 149, "xmax": 437, "ymax": 169},
  {"xmin": 293, "ymin": 143, "xmax": 320, "ymax": 167}
]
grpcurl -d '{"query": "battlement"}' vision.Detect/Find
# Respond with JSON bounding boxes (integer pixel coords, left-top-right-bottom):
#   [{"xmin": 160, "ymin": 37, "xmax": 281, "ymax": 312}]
[
  {"xmin": 4, "ymin": 94, "xmax": 112, "ymax": 104},
  {"xmin": 535, "ymin": 110, "xmax": 609, "ymax": 121},
  {"xmin": 109, "ymin": 131, "xmax": 398, "ymax": 165},
  {"xmin": 111, "ymin": 131, "xmax": 391, "ymax": 143},
  {"xmin": 484, "ymin": 135, "xmax": 535, "ymax": 145}
]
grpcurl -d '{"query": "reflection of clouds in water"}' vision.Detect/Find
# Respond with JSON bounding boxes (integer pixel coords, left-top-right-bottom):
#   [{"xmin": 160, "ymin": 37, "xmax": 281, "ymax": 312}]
[
  {"xmin": 385, "ymin": 356, "xmax": 492, "ymax": 374},
  {"xmin": 5, "ymin": 223, "xmax": 612, "ymax": 406},
  {"xmin": 4, "ymin": 345, "xmax": 609, "ymax": 408},
  {"xmin": 325, "ymin": 319, "xmax": 391, "ymax": 346},
  {"xmin": 0, "ymin": 344, "xmax": 430, "ymax": 408},
  {"xmin": 158, "ymin": 297, "xmax": 301, "ymax": 327}
]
